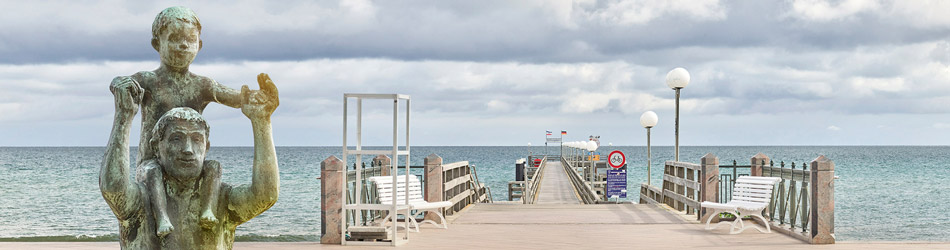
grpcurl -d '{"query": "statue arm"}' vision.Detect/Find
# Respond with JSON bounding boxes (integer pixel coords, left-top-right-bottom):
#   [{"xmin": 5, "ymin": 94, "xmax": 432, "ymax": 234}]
[
  {"xmin": 211, "ymin": 79, "xmax": 244, "ymax": 109},
  {"xmin": 100, "ymin": 76, "xmax": 144, "ymax": 219},
  {"xmin": 229, "ymin": 73, "xmax": 280, "ymax": 222}
]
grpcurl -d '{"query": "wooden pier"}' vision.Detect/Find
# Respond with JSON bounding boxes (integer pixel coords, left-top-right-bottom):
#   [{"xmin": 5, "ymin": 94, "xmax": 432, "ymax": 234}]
[
  {"xmin": 4, "ymin": 156, "xmax": 949, "ymax": 249},
  {"xmin": 534, "ymin": 161, "xmax": 581, "ymax": 204}
]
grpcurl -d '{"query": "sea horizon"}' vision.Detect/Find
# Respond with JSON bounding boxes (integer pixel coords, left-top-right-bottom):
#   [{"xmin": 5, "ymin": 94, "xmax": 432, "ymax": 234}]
[{"xmin": 1, "ymin": 146, "xmax": 948, "ymax": 242}]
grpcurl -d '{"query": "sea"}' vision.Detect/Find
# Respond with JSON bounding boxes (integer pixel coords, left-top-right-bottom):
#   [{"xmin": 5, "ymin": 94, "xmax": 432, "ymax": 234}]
[{"xmin": 0, "ymin": 146, "xmax": 947, "ymax": 242}]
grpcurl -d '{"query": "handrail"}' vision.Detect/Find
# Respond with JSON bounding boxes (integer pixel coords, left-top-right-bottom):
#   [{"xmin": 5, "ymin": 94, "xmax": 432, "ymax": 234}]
[
  {"xmin": 442, "ymin": 161, "xmax": 491, "ymax": 216},
  {"xmin": 639, "ymin": 161, "xmax": 702, "ymax": 217},
  {"xmin": 560, "ymin": 156, "xmax": 599, "ymax": 204},
  {"xmin": 524, "ymin": 156, "xmax": 547, "ymax": 204}
]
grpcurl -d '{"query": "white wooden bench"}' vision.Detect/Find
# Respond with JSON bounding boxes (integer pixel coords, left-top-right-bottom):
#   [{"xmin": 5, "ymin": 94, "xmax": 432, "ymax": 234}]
[
  {"xmin": 369, "ymin": 175, "xmax": 452, "ymax": 232},
  {"xmin": 700, "ymin": 176, "xmax": 781, "ymax": 234}
]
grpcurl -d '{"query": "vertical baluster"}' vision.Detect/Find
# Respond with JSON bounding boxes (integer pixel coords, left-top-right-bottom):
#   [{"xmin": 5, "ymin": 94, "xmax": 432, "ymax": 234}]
[
  {"xmin": 768, "ymin": 160, "xmax": 776, "ymax": 222},
  {"xmin": 801, "ymin": 161, "xmax": 810, "ymax": 232},
  {"xmin": 778, "ymin": 161, "xmax": 787, "ymax": 225},
  {"xmin": 788, "ymin": 162, "xmax": 799, "ymax": 229},
  {"xmin": 732, "ymin": 160, "xmax": 738, "ymax": 201}
]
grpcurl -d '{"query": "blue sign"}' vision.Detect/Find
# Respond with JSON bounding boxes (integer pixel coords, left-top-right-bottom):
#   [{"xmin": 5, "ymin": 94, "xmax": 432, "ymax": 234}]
[{"xmin": 606, "ymin": 168, "xmax": 627, "ymax": 198}]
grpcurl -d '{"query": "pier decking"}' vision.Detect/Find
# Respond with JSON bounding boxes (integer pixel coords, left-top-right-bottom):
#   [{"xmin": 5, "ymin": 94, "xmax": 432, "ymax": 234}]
[{"xmin": 534, "ymin": 161, "xmax": 581, "ymax": 204}]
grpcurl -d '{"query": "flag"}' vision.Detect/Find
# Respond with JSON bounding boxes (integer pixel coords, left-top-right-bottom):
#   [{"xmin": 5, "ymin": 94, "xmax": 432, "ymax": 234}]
[
  {"xmin": 561, "ymin": 130, "xmax": 567, "ymax": 135},
  {"xmin": 546, "ymin": 130, "xmax": 552, "ymax": 136}
]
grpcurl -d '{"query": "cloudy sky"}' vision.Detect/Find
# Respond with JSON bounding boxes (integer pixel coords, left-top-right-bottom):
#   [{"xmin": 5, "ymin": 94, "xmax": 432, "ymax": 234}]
[{"xmin": 1, "ymin": 0, "xmax": 949, "ymax": 146}]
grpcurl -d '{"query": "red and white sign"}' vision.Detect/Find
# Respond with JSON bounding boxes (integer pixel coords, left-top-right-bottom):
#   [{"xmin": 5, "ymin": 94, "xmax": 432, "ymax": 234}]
[{"xmin": 608, "ymin": 150, "xmax": 625, "ymax": 168}]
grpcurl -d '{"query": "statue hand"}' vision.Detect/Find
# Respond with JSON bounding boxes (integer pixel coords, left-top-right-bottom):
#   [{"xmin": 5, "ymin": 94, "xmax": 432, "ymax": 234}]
[
  {"xmin": 241, "ymin": 73, "xmax": 279, "ymax": 120},
  {"xmin": 110, "ymin": 76, "xmax": 142, "ymax": 116}
]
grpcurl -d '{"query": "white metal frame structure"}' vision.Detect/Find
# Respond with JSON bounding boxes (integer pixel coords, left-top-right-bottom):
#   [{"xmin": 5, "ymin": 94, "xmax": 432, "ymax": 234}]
[{"xmin": 341, "ymin": 93, "xmax": 411, "ymax": 246}]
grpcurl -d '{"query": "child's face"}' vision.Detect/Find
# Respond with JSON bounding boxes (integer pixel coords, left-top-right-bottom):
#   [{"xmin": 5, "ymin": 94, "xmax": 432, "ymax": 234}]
[{"xmin": 158, "ymin": 21, "xmax": 200, "ymax": 69}]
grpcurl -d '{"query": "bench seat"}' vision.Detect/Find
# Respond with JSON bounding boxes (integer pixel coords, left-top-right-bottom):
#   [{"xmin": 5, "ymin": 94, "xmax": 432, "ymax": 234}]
[{"xmin": 700, "ymin": 176, "xmax": 781, "ymax": 234}]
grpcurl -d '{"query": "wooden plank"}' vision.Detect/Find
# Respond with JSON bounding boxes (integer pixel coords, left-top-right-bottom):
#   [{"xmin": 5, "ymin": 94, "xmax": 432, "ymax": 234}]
[
  {"xmin": 444, "ymin": 175, "xmax": 471, "ymax": 191},
  {"xmin": 442, "ymin": 161, "xmax": 470, "ymax": 171},
  {"xmin": 665, "ymin": 161, "xmax": 701, "ymax": 171},
  {"xmin": 663, "ymin": 175, "xmax": 700, "ymax": 190},
  {"xmin": 662, "ymin": 190, "xmax": 699, "ymax": 208},
  {"xmin": 448, "ymin": 189, "xmax": 474, "ymax": 205},
  {"xmin": 762, "ymin": 167, "xmax": 811, "ymax": 181},
  {"xmin": 639, "ymin": 193, "xmax": 661, "ymax": 204}
]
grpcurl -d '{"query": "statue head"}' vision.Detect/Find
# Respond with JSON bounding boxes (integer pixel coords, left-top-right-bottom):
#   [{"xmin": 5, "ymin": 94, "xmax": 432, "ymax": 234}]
[
  {"xmin": 151, "ymin": 6, "xmax": 202, "ymax": 69},
  {"xmin": 150, "ymin": 107, "xmax": 210, "ymax": 181}
]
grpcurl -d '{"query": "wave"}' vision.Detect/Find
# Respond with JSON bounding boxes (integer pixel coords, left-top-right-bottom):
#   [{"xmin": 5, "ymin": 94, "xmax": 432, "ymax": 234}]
[{"xmin": 0, "ymin": 234, "xmax": 318, "ymax": 242}]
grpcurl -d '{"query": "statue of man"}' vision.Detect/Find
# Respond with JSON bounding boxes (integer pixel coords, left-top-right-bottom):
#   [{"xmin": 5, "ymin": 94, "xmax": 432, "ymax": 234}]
[
  {"xmin": 105, "ymin": 6, "xmax": 280, "ymax": 242},
  {"xmin": 100, "ymin": 74, "xmax": 280, "ymax": 249}
]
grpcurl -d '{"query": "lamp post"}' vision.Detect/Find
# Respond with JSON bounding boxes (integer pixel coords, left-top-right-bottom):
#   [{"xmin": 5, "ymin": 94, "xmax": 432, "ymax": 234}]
[
  {"xmin": 666, "ymin": 68, "xmax": 690, "ymax": 161},
  {"xmin": 640, "ymin": 111, "xmax": 658, "ymax": 186},
  {"xmin": 528, "ymin": 142, "xmax": 532, "ymax": 157},
  {"xmin": 587, "ymin": 141, "xmax": 598, "ymax": 183}
]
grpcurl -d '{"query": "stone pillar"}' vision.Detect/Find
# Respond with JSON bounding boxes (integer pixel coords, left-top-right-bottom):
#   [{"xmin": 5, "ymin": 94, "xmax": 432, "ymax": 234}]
[
  {"xmin": 699, "ymin": 153, "xmax": 719, "ymax": 223},
  {"xmin": 751, "ymin": 153, "xmax": 769, "ymax": 177},
  {"xmin": 320, "ymin": 156, "xmax": 343, "ymax": 244},
  {"xmin": 810, "ymin": 155, "xmax": 835, "ymax": 244},
  {"xmin": 423, "ymin": 154, "xmax": 444, "ymax": 223},
  {"xmin": 373, "ymin": 154, "xmax": 391, "ymax": 177}
]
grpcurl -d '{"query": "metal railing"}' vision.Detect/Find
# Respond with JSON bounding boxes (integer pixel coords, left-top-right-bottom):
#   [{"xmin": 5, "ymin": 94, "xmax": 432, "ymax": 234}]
[
  {"xmin": 763, "ymin": 160, "xmax": 811, "ymax": 233},
  {"xmin": 561, "ymin": 156, "xmax": 599, "ymax": 204},
  {"xmin": 523, "ymin": 156, "xmax": 548, "ymax": 204},
  {"xmin": 718, "ymin": 160, "xmax": 751, "ymax": 203},
  {"xmin": 714, "ymin": 159, "xmax": 813, "ymax": 234}
]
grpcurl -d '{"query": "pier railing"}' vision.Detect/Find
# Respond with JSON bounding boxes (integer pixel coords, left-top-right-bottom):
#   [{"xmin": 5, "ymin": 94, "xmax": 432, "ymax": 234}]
[
  {"xmin": 760, "ymin": 158, "xmax": 814, "ymax": 242},
  {"xmin": 321, "ymin": 154, "xmax": 493, "ymax": 243},
  {"xmin": 522, "ymin": 155, "xmax": 548, "ymax": 204},
  {"xmin": 717, "ymin": 161, "xmax": 751, "ymax": 203},
  {"xmin": 561, "ymin": 156, "xmax": 600, "ymax": 204},
  {"xmin": 639, "ymin": 160, "xmax": 706, "ymax": 219},
  {"xmin": 640, "ymin": 153, "xmax": 836, "ymax": 244},
  {"xmin": 439, "ymin": 160, "xmax": 492, "ymax": 216}
]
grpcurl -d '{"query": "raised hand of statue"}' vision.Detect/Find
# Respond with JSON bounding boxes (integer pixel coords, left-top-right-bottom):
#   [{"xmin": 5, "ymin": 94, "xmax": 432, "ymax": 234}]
[
  {"xmin": 109, "ymin": 76, "xmax": 143, "ymax": 117},
  {"xmin": 240, "ymin": 73, "xmax": 279, "ymax": 121}
]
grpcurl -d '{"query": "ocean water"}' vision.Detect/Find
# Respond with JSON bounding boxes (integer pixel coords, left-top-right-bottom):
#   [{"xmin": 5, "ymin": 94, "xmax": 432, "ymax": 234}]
[{"xmin": 0, "ymin": 146, "xmax": 947, "ymax": 242}]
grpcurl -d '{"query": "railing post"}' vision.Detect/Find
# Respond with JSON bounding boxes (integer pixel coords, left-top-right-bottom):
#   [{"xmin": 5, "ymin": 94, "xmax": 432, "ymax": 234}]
[
  {"xmin": 424, "ymin": 154, "xmax": 445, "ymax": 223},
  {"xmin": 751, "ymin": 153, "xmax": 769, "ymax": 177},
  {"xmin": 320, "ymin": 156, "xmax": 344, "ymax": 244},
  {"xmin": 700, "ymin": 153, "xmax": 719, "ymax": 222},
  {"xmin": 810, "ymin": 155, "xmax": 835, "ymax": 244},
  {"xmin": 374, "ymin": 154, "xmax": 391, "ymax": 177}
]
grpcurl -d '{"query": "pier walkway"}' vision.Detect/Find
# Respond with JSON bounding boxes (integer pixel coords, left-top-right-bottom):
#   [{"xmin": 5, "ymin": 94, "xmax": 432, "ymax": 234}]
[{"xmin": 534, "ymin": 161, "xmax": 581, "ymax": 204}]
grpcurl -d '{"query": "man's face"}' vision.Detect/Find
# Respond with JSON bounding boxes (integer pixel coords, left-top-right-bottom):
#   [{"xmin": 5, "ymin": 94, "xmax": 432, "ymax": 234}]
[
  {"xmin": 158, "ymin": 21, "xmax": 200, "ymax": 69},
  {"xmin": 157, "ymin": 119, "xmax": 208, "ymax": 181}
]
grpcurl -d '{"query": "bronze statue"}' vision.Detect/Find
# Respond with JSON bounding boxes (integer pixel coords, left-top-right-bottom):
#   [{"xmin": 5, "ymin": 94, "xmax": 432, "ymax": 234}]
[{"xmin": 100, "ymin": 6, "xmax": 280, "ymax": 249}]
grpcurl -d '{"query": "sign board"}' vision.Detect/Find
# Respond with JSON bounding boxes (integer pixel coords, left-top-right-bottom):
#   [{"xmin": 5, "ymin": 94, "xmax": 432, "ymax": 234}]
[
  {"xmin": 608, "ymin": 150, "xmax": 625, "ymax": 168},
  {"xmin": 587, "ymin": 152, "xmax": 600, "ymax": 161},
  {"xmin": 606, "ymin": 167, "xmax": 627, "ymax": 198},
  {"xmin": 546, "ymin": 137, "xmax": 562, "ymax": 143}
]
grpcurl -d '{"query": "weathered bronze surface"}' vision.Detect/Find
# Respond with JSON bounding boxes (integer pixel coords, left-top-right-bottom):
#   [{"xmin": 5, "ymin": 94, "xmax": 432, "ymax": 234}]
[{"xmin": 100, "ymin": 6, "xmax": 280, "ymax": 249}]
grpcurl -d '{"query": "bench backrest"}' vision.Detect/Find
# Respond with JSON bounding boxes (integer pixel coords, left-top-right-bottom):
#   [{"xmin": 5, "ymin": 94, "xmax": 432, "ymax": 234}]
[
  {"xmin": 731, "ymin": 176, "xmax": 781, "ymax": 205},
  {"xmin": 368, "ymin": 175, "xmax": 426, "ymax": 205}
]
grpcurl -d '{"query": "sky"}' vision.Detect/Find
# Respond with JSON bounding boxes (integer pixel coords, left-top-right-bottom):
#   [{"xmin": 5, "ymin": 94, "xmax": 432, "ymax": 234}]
[{"xmin": 1, "ymin": 0, "xmax": 949, "ymax": 146}]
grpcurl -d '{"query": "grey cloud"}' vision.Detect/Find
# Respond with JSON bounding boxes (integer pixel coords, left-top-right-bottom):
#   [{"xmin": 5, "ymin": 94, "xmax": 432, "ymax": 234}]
[{"xmin": 3, "ymin": 1, "xmax": 950, "ymax": 64}]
